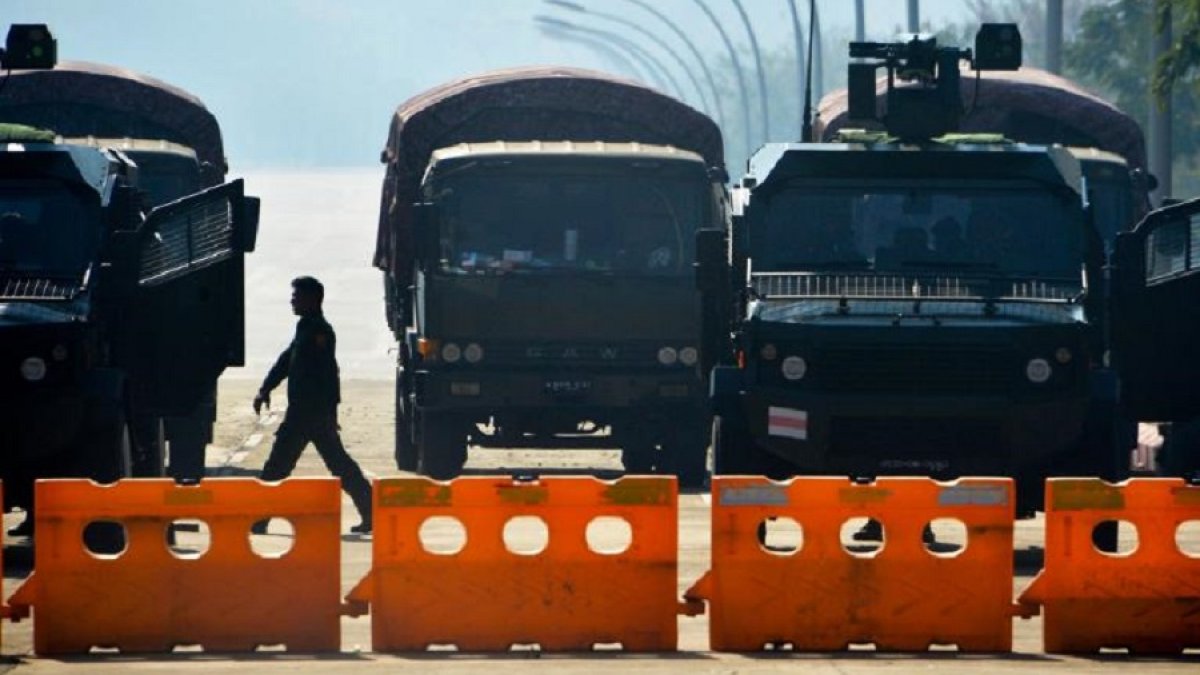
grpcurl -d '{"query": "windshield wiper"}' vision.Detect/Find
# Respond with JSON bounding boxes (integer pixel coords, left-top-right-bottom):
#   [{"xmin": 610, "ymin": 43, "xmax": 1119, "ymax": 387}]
[
  {"xmin": 898, "ymin": 260, "xmax": 1000, "ymax": 271},
  {"xmin": 772, "ymin": 259, "xmax": 872, "ymax": 270}
]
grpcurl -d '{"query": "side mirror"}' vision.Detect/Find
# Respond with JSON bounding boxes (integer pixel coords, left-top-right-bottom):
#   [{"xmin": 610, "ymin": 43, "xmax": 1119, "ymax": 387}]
[
  {"xmin": 237, "ymin": 195, "xmax": 261, "ymax": 253},
  {"xmin": 695, "ymin": 228, "xmax": 726, "ymax": 293},
  {"xmin": 412, "ymin": 202, "xmax": 440, "ymax": 269}
]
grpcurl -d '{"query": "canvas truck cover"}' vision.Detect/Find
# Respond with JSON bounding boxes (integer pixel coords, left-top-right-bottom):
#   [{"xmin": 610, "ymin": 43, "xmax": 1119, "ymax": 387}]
[
  {"xmin": 0, "ymin": 60, "xmax": 226, "ymax": 186},
  {"xmin": 815, "ymin": 67, "xmax": 1146, "ymax": 173},
  {"xmin": 373, "ymin": 66, "xmax": 725, "ymax": 276}
]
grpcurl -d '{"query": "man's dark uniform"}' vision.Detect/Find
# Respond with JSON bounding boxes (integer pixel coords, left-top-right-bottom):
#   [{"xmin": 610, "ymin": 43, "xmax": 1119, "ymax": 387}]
[{"xmin": 258, "ymin": 311, "xmax": 372, "ymax": 523}]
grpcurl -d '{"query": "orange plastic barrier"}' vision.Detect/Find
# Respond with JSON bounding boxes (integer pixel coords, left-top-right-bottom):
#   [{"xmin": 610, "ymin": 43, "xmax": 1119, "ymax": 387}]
[
  {"xmin": 346, "ymin": 475, "xmax": 679, "ymax": 652},
  {"xmin": 1017, "ymin": 478, "xmax": 1200, "ymax": 654},
  {"xmin": 688, "ymin": 476, "xmax": 1017, "ymax": 652},
  {"xmin": 7, "ymin": 477, "xmax": 345, "ymax": 654}
]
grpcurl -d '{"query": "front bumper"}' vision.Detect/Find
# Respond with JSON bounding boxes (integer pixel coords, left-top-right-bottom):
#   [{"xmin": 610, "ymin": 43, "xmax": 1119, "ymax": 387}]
[
  {"xmin": 414, "ymin": 367, "xmax": 703, "ymax": 416},
  {"xmin": 742, "ymin": 386, "xmax": 1088, "ymax": 477}
]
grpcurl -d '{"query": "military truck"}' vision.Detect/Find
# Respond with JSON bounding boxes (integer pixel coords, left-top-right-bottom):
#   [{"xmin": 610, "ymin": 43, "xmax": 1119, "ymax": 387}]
[
  {"xmin": 0, "ymin": 25, "xmax": 258, "ymax": 510},
  {"xmin": 820, "ymin": 63, "xmax": 1159, "ymax": 476},
  {"xmin": 0, "ymin": 57, "xmax": 233, "ymax": 480},
  {"xmin": 374, "ymin": 67, "xmax": 726, "ymax": 484},
  {"xmin": 699, "ymin": 26, "xmax": 1129, "ymax": 513}
]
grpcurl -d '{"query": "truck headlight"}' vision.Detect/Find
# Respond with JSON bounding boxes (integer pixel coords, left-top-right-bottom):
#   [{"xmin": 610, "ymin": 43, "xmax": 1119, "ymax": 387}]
[
  {"xmin": 464, "ymin": 343, "xmax": 484, "ymax": 364},
  {"xmin": 20, "ymin": 356, "xmax": 46, "ymax": 382},
  {"xmin": 781, "ymin": 356, "xmax": 807, "ymax": 381},
  {"xmin": 441, "ymin": 342, "xmax": 462, "ymax": 363},
  {"xmin": 679, "ymin": 346, "xmax": 699, "ymax": 366},
  {"xmin": 1025, "ymin": 358, "xmax": 1051, "ymax": 383},
  {"xmin": 657, "ymin": 346, "xmax": 678, "ymax": 365}
]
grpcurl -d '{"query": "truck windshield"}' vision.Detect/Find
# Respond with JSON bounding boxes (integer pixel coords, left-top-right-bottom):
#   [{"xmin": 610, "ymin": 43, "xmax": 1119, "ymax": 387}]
[
  {"xmin": 754, "ymin": 185, "xmax": 1084, "ymax": 280},
  {"xmin": 433, "ymin": 164, "xmax": 708, "ymax": 276},
  {"xmin": 0, "ymin": 182, "xmax": 100, "ymax": 276},
  {"xmin": 126, "ymin": 151, "xmax": 203, "ymax": 208}
]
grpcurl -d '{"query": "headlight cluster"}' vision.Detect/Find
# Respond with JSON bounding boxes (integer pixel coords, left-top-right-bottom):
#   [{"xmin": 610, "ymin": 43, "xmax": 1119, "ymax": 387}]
[
  {"xmin": 20, "ymin": 356, "xmax": 47, "ymax": 382},
  {"xmin": 17, "ymin": 343, "xmax": 69, "ymax": 382},
  {"xmin": 1025, "ymin": 347, "xmax": 1073, "ymax": 384},
  {"xmin": 440, "ymin": 342, "xmax": 484, "ymax": 364},
  {"xmin": 658, "ymin": 346, "xmax": 700, "ymax": 366},
  {"xmin": 758, "ymin": 343, "xmax": 808, "ymax": 381}
]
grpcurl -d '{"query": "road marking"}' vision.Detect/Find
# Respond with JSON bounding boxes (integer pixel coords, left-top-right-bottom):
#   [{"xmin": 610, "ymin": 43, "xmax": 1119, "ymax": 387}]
[{"xmin": 245, "ymin": 433, "xmax": 264, "ymax": 448}]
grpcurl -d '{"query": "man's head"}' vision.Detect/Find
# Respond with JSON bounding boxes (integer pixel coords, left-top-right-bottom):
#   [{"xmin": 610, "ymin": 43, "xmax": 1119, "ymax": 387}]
[{"xmin": 290, "ymin": 276, "xmax": 324, "ymax": 316}]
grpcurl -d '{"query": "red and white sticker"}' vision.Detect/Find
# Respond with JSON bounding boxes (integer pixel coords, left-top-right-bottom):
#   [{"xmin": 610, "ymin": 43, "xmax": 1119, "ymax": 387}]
[{"xmin": 768, "ymin": 406, "xmax": 808, "ymax": 440}]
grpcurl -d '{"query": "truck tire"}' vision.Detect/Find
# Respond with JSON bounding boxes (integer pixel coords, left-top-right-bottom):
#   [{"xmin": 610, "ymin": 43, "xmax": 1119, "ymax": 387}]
[
  {"xmin": 667, "ymin": 426, "xmax": 709, "ymax": 490},
  {"xmin": 620, "ymin": 438, "xmax": 655, "ymax": 474},
  {"xmin": 132, "ymin": 415, "xmax": 167, "ymax": 478},
  {"xmin": 712, "ymin": 413, "xmax": 792, "ymax": 479},
  {"xmin": 395, "ymin": 375, "xmax": 417, "ymax": 471},
  {"xmin": 80, "ymin": 411, "xmax": 133, "ymax": 555},
  {"xmin": 712, "ymin": 413, "xmax": 756, "ymax": 475},
  {"xmin": 418, "ymin": 414, "xmax": 467, "ymax": 480}
]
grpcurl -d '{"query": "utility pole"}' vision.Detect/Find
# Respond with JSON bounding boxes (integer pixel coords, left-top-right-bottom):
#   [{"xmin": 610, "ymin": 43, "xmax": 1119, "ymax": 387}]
[
  {"xmin": 786, "ymin": 0, "xmax": 807, "ymax": 138},
  {"xmin": 732, "ymin": 0, "xmax": 770, "ymax": 143},
  {"xmin": 855, "ymin": 0, "xmax": 865, "ymax": 41},
  {"xmin": 1149, "ymin": 1, "xmax": 1173, "ymax": 203},
  {"xmin": 692, "ymin": 0, "xmax": 754, "ymax": 156},
  {"xmin": 907, "ymin": 0, "xmax": 919, "ymax": 33},
  {"xmin": 1046, "ymin": 0, "xmax": 1063, "ymax": 74},
  {"xmin": 620, "ymin": 0, "xmax": 728, "ymax": 130}
]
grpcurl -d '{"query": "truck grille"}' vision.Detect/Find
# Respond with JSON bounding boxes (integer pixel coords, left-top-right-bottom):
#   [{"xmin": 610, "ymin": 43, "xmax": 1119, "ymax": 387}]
[
  {"xmin": 0, "ymin": 275, "xmax": 77, "ymax": 300},
  {"xmin": 753, "ymin": 273, "xmax": 1079, "ymax": 301},
  {"xmin": 481, "ymin": 342, "xmax": 664, "ymax": 368},
  {"xmin": 814, "ymin": 345, "xmax": 1013, "ymax": 394}
]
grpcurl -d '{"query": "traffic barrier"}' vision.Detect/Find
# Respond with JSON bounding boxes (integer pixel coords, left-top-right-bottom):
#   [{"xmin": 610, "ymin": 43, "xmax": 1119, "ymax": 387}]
[
  {"xmin": 7, "ymin": 477, "xmax": 347, "ymax": 654},
  {"xmin": 346, "ymin": 475, "xmax": 679, "ymax": 652},
  {"xmin": 1017, "ymin": 478, "xmax": 1200, "ymax": 654},
  {"xmin": 687, "ymin": 476, "xmax": 1017, "ymax": 652}
]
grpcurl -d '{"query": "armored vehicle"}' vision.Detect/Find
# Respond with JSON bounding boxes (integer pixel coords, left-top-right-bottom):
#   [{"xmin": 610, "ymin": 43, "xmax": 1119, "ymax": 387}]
[
  {"xmin": 0, "ymin": 26, "xmax": 258, "ymax": 509},
  {"xmin": 820, "ymin": 63, "xmax": 1159, "ymax": 476},
  {"xmin": 700, "ymin": 26, "xmax": 1129, "ymax": 513},
  {"xmin": 375, "ymin": 67, "xmax": 726, "ymax": 484},
  {"xmin": 0, "ymin": 57, "xmax": 233, "ymax": 479}
]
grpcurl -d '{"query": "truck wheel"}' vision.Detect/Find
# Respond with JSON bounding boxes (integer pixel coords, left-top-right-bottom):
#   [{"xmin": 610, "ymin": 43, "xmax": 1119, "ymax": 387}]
[
  {"xmin": 79, "ymin": 413, "xmax": 132, "ymax": 554},
  {"xmin": 418, "ymin": 414, "xmax": 467, "ymax": 480},
  {"xmin": 394, "ymin": 376, "xmax": 417, "ymax": 471},
  {"xmin": 621, "ymin": 439, "xmax": 655, "ymax": 474},
  {"xmin": 668, "ymin": 427, "xmax": 709, "ymax": 490},
  {"xmin": 132, "ymin": 415, "xmax": 167, "ymax": 478},
  {"xmin": 82, "ymin": 412, "xmax": 133, "ymax": 485},
  {"xmin": 713, "ymin": 413, "xmax": 792, "ymax": 479},
  {"xmin": 712, "ymin": 414, "xmax": 755, "ymax": 475}
]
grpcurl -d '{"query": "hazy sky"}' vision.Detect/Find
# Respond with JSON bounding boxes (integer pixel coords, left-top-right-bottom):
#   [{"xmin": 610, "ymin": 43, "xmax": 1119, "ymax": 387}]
[{"xmin": 6, "ymin": 0, "xmax": 974, "ymax": 168}]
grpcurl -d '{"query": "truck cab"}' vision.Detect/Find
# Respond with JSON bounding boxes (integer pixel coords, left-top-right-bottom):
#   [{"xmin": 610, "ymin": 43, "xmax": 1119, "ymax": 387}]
[
  {"xmin": 704, "ymin": 137, "xmax": 1105, "ymax": 512},
  {"xmin": 0, "ymin": 124, "xmax": 257, "ymax": 509},
  {"xmin": 401, "ymin": 141, "xmax": 723, "ymax": 484}
]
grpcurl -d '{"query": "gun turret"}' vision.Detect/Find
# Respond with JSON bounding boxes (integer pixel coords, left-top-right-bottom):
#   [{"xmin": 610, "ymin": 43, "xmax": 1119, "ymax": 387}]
[{"xmin": 847, "ymin": 23, "xmax": 1022, "ymax": 140}]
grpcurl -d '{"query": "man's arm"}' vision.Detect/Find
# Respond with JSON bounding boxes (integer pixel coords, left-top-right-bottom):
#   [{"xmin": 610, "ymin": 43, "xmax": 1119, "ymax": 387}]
[{"xmin": 254, "ymin": 345, "xmax": 292, "ymax": 414}]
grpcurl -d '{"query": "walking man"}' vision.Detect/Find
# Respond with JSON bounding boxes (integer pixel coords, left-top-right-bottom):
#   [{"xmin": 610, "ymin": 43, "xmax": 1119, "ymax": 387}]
[{"xmin": 253, "ymin": 276, "xmax": 372, "ymax": 534}]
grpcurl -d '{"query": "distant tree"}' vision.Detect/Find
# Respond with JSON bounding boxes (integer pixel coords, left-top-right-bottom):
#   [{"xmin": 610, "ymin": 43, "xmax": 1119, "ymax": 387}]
[
  {"xmin": 1154, "ymin": 0, "xmax": 1200, "ymax": 98},
  {"xmin": 1067, "ymin": 0, "xmax": 1199, "ymax": 161}
]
